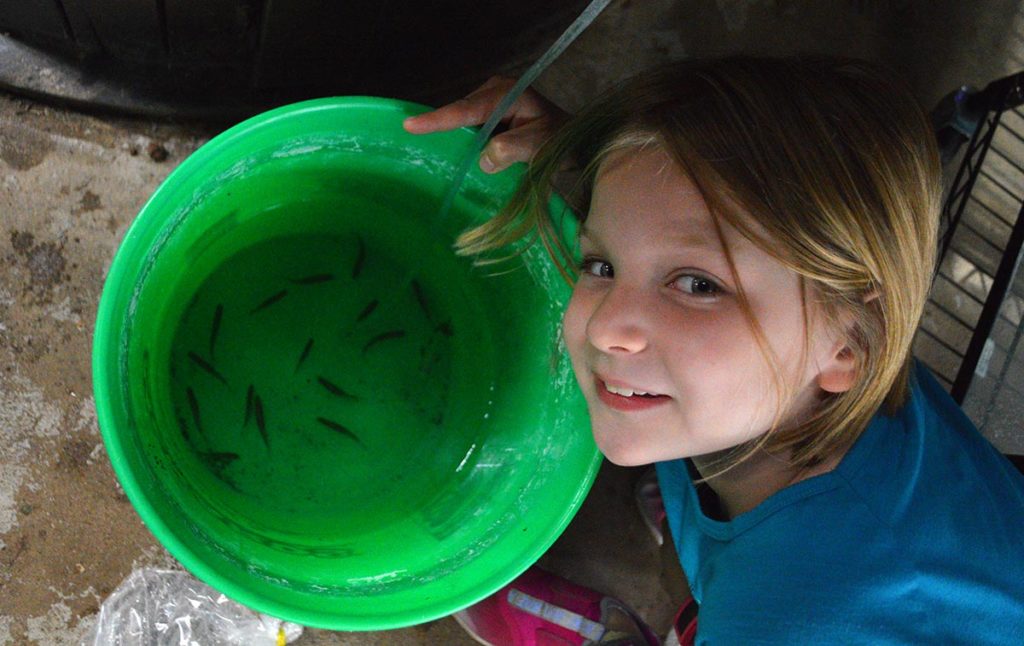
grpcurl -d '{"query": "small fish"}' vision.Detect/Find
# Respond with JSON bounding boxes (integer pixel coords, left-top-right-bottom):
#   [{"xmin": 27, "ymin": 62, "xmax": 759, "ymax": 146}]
[
  {"xmin": 435, "ymin": 320, "xmax": 454, "ymax": 337},
  {"xmin": 295, "ymin": 338, "xmax": 314, "ymax": 372},
  {"xmin": 317, "ymin": 376, "xmax": 358, "ymax": 400},
  {"xmin": 187, "ymin": 351, "xmax": 228, "ymax": 385},
  {"xmin": 316, "ymin": 417, "xmax": 364, "ymax": 446},
  {"xmin": 356, "ymin": 299, "xmax": 378, "ymax": 323},
  {"xmin": 253, "ymin": 395, "xmax": 269, "ymax": 448},
  {"xmin": 362, "ymin": 329, "xmax": 406, "ymax": 354},
  {"xmin": 289, "ymin": 273, "xmax": 334, "ymax": 285},
  {"xmin": 250, "ymin": 289, "xmax": 288, "ymax": 314},
  {"xmin": 352, "ymin": 236, "xmax": 366, "ymax": 279},
  {"xmin": 412, "ymin": 280, "xmax": 431, "ymax": 320},
  {"xmin": 177, "ymin": 415, "xmax": 191, "ymax": 442},
  {"xmin": 203, "ymin": 452, "xmax": 240, "ymax": 470},
  {"xmin": 209, "ymin": 304, "xmax": 223, "ymax": 358},
  {"xmin": 186, "ymin": 387, "xmax": 203, "ymax": 435},
  {"xmin": 243, "ymin": 384, "xmax": 254, "ymax": 426}
]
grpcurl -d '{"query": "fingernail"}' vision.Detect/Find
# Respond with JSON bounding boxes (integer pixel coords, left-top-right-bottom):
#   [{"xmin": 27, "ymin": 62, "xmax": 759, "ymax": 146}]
[{"xmin": 479, "ymin": 154, "xmax": 496, "ymax": 173}]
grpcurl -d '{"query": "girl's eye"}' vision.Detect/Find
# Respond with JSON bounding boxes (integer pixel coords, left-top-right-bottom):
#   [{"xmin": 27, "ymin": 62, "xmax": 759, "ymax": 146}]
[
  {"xmin": 578, "ymin": 258, "xmax": 613, "ymax": 278},
  {"xmin": 674, "ymin": 274, "xmax": 722, "ymax": 298}
]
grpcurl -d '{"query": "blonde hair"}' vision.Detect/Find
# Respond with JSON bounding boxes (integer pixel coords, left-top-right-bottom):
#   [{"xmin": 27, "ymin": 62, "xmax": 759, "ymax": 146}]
[{"xmin": 455, "ymin": 55, "xmax": 942, "ymax": 474}]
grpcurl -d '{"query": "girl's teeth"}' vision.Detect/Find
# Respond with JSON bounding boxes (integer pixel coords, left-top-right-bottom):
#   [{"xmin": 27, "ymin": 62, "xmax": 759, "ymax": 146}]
[{"xmin": 605, "ymin": 383, "xmax": 652, "ymax": 397}]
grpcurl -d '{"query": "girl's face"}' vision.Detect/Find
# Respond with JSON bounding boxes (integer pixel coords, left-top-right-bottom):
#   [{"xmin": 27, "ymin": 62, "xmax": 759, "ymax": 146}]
[{"xmin": 562, "ymin": 146, "xmax": 849, "ymax": 467}]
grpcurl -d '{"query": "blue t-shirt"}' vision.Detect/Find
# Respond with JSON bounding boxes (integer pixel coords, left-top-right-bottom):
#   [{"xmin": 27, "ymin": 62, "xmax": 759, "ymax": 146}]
[{"xmin": 656, "ymin": 358, "xmax": 1024, "ymax": 644}]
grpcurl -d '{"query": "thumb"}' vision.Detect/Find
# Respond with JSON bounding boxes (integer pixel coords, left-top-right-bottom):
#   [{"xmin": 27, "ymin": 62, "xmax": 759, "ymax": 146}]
[{"xmin": 478, "ymin": 122, "xmax": 553, "ymax": 173}]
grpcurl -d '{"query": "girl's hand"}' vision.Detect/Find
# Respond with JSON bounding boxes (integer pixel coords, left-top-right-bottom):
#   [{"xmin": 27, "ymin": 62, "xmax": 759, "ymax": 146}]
[{"xmin": 403, "ymin": 75, "xmax": 568, "ymax": 174}]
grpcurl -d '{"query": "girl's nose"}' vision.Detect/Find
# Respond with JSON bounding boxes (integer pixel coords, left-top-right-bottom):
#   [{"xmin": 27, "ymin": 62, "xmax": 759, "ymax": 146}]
[{"xmin": 585, "ymin": 286, "xmax": 649, "ymax": 355}]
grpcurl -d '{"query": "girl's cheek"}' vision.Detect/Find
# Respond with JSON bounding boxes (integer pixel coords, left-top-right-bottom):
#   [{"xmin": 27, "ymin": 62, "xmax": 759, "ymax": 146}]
[
  {"xmin": 561, "ymin": 287, "xmax": 588, "ymax": 351},
  {"xmin": 663, "ymin": 307, "xmax": 749, "ymax": 370}
]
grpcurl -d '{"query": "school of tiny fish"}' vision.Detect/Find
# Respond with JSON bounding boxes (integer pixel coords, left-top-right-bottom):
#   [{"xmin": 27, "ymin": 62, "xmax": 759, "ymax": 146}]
[{"xmin": 174, "ymin": 233, "xmax": 453, "ymax": 484}]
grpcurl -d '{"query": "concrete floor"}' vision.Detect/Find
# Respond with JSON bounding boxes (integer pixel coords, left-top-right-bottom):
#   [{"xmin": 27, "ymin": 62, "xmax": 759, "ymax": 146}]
[{"xmin": 2, "ymin": 1, "xmax": 1023, "ymax": 644}]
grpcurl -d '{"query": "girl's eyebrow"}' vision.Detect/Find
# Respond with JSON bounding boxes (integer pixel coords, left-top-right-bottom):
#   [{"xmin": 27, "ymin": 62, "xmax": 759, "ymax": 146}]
[
  {"xmin": 579, "ymin": 223, "xmax": 718, "ymax": 251},
  {"xmin": 578, "ymin": 227, "xmax": 608, "ymax": 251},
  {"xmin": 673, "ymin": 232, "xmax": 719, "ymax": 251}
]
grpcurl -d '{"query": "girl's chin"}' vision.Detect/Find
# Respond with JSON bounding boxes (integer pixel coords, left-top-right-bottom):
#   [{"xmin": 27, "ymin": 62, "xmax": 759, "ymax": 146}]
[
  {"xmin": 593, "ymin": 432, "xmax": 661, "ymax": 467},
  {"xmin": 601, "ymin": 451, "xmax": 651, "ymax": 467}
]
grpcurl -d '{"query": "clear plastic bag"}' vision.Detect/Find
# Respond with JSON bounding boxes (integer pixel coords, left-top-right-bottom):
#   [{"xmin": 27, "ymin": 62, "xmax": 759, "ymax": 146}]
[{"xmin": 83, "ymin": 568, "xmax": 304, "ymax": 646}]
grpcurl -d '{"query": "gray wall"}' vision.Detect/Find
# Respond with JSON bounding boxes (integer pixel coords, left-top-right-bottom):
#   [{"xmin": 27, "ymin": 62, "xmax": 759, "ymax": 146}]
[{"xmin": 517, "ymin": 0, "xmax": 1022, "ymax": 117}]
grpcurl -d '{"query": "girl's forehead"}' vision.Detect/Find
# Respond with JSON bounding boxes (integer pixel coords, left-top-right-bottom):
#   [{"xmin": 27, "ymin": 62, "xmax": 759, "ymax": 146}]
[
  {"xmin": 588, "ymin": 146, "xmax": 769, "ymax": 251},
  {"xmin": 594, "ymin": 144, "xmax": 678, "ymax": 185}
]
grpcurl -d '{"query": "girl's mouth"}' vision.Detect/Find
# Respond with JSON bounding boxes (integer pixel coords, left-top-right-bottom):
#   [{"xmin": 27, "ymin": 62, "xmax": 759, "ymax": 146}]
[{"xmin": 595, "ymin": 378, "xmax": 671, "ymax": 411}]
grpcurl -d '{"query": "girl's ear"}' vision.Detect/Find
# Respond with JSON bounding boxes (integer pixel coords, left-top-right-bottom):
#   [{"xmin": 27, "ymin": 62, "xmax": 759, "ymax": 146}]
[
  {"xmin": 818, "ymin": 344, "xmax": 857, "ymax": 394},
  {"xmin": 817, "ymin": 289, "xmax": 878, "ymax": 394}
]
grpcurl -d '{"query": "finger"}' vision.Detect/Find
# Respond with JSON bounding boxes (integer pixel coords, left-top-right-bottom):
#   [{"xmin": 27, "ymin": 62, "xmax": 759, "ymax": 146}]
[
  {"xmin": 477, "ymin": 84, "xmax": 560, "ymax": 126},
  {"xmin": 479, "ymin": 120, "xmax": 554, "ymax": 173},
  {"xmin": 509, "ymin": 92, "xmax": 568, "ymax": 129},
  {"xmin": 404, "ymin": 90, "xmax": 513, "ymax": 134},
  {"xmin": 403, "ymin": 104, "xmax": 469, "ymax": 134},
  {"xmin": 405, "ymin": 75, "xmax": 565, "ymax": 136},
  {"xmin": 403, "ymin": 77, "xmax": 515, "ymax": 134},
  {"xmin": 402, "ymin": 99, "xmax": 490, "ymax": 134}
]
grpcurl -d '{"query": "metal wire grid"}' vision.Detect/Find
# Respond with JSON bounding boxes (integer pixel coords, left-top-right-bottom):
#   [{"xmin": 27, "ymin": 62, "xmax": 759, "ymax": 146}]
[{"xmin": 913, "ymin": 70, "xmax": 1024, "ymax": 451}]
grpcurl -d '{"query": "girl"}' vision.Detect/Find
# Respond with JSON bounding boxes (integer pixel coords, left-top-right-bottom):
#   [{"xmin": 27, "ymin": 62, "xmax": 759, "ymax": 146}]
[{"xmin": 405, "ymin": 55, "xmax": 1024, "ymax": 645}]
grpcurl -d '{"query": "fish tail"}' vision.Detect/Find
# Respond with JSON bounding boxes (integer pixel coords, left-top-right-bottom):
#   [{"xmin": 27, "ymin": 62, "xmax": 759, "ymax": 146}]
[
  {"xmin": 361, "ymin": 330, "xmax": 406, "ymax": 354},
  {"xmin": 412, "ymin": 280, "xmax": 431, "ymax": 320},
  {"xmin": 356, "ymin": 299, "xmax": 379, "ymax": 323},
  {"xmin": 316, "ymin": 417, "xmax": 364, "ymax": 446},
  {"xmin": 250, "ymin": 289, "xmax": 288, "ymax": 314},
  {"xmin": 187, "ymin": 351, "xmax": 228, "ymax": 385},
  {"xmin": 254, "ymin": 395, "xmax": 269, "ymax": 448},
  {"xmin": 295, "ymin": 338, "xmax": 314, "ymax": 372}
]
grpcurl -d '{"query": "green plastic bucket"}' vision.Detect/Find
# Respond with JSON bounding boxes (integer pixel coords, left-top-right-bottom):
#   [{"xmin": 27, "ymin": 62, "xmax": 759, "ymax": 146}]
[{"xmin": 92, "ymin": 97, "xmax": 600, "ymax": 630}]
